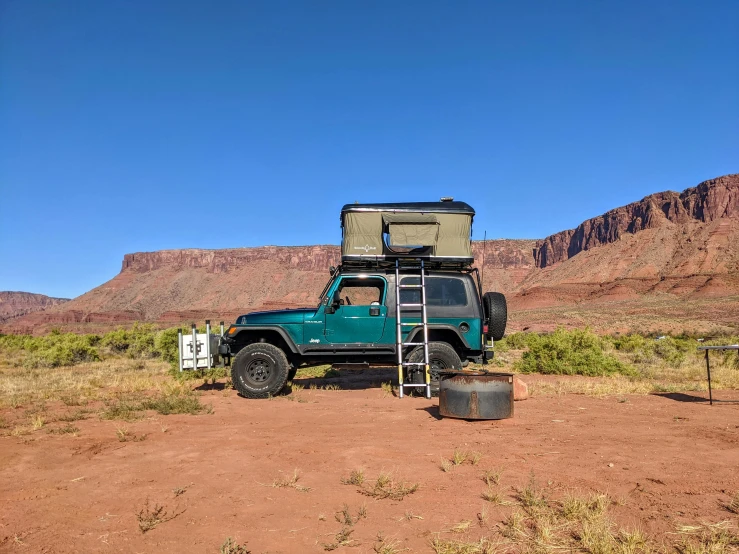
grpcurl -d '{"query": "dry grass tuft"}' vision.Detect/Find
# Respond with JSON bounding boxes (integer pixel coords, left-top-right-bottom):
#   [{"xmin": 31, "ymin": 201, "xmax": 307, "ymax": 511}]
[
  {"xmin": 481, "ymin": 487, "xmax": 509, "ymax": 505},
  {"xmin": 323, "ymin": 503, "xmax": 366, "ymax": 551},
  {"xmin": 560, "ymin": 492, "xmax": 610, "ymax": 521},
  {"xmin": 451, "ymin": 448, "xmax": 468, "ymax": 466},
  {"xmin": 220, "ymin": 537, "xmax": 251, "ymax": 554},
  {"xmin": 136, "ymin": 498, "xmax": 184, "ymax": 533},
  {"xmin": 341, "ymin": 468, "xmax": 365, "ymax": 486},
  {"xmin": 429, "ymin": 536, "xmax": 499, "ymax": 554},
  {"xmin": 448, "ymin": 520, "xmax": 472, "ymax": 534},
  {"xmin": 481, "ymin": 468, "xmax": 502, "ymax": 487},
  {"xmin": 373, "ymin": 533, "xmax": 405, "ymax": 554},
  {"xmin": 322, "ymin": 526, "xmax": 358, "ymax": 551},
  {"xmin": 47, "ymin": 423, "xmax": 79, "ymax": 435},
  {"xmin": 30, "ymin": 415, "xmax": 45, "ymax": 430},
  {"xmin": 357, "ymin": 471, "xmax": 419, "ymax": 501},
  {"xmin": 726, "ymin": 491, "xmax": 739, "ymax": 515},
  {"xmin": 515, "ymin": 473, "xmax": 549, "ymax": 513},
  {"xmin": 675, "ymin": 520, "xmax": 739, "ymax": 554},
  {"xmin": 272, "ymin": 469, "xmax": 311, "ymax": 492}
]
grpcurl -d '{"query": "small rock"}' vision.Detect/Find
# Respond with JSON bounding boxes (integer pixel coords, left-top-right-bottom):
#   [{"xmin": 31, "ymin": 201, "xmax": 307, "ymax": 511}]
[
  {"xmin": 513, "ymin": 377, "xmax": 529, "ymax": 401},
  {"xmin": 608, "ymin": 463, "xmax": 614, "ymax": 468}
]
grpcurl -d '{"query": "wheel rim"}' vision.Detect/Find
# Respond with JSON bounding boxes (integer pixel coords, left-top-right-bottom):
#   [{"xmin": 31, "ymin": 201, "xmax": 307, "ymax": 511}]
[
  {"xmin": 428, "ymin": 358, "xmax": 450, "ymax": 383},
  {"xmin": 244, "ymin": 358, "xmax": 272, "ymax": 385}
]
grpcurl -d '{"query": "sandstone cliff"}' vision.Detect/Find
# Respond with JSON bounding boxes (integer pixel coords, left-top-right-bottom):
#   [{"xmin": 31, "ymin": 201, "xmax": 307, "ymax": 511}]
[{"xmin": 533, "ymin": 174, "xmax": 739, "ymax": 268}]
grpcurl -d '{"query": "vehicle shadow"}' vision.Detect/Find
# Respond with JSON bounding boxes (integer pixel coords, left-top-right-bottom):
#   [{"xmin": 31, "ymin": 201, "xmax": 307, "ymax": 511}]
[
  {"xmin": 194, "ymin": 382, "xmax": 228, "ymax": 391},
  {"xmin": 293, "ymin": 367, "xmax": 398, "ymax": 391}
]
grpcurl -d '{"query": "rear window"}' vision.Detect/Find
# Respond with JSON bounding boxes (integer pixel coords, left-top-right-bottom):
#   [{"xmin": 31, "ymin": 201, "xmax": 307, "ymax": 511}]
[{"xmin": 399, "ymin": 276, "xmax": 468, "ymax": 307}]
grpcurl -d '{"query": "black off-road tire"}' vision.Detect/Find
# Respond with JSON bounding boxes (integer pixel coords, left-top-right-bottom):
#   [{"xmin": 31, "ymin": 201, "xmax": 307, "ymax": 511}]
[
  {"xmin": 483, "ymin": 292, "xmax": 507, "ymax": 341},
  {"xmin": 231, "ymin": 343, "xmax": 290, "ymax": 399},
  {"xmin": 406, "ymin": 341, "xmax": 463, "ymax": 396}
]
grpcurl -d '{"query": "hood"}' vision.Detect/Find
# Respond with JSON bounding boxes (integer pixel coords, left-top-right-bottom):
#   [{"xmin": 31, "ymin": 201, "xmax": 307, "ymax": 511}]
[{"xmin": 237, "ymin": 308, "xmax": 317, "ymax": 325}]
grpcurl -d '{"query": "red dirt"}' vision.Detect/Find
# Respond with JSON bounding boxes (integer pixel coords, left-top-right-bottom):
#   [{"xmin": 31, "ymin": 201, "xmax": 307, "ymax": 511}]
[{"xmin": 2, "ymin": 374, "xmax": 738, "ymax": 553}]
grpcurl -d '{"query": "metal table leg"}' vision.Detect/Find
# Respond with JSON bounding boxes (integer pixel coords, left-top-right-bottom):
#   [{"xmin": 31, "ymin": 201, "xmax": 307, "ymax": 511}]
[{"xmin": 705, "ymin": 349, "xmax": 713, "ymax": 406}]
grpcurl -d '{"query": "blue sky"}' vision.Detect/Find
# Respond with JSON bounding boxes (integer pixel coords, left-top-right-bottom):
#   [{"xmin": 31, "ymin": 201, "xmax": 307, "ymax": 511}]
[{"xmin": 1, "ymin": 1, "xmax": 737, "ymax": 299}]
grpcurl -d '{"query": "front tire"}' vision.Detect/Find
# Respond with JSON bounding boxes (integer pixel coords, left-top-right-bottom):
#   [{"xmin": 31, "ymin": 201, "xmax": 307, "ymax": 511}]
[
  {"xmin": 231, "ymin": 343, "xmax": 290, "ymax": 399},
  {"xmin": 406, "ymin": 341, "xmax": 463, "ymax": 396}
]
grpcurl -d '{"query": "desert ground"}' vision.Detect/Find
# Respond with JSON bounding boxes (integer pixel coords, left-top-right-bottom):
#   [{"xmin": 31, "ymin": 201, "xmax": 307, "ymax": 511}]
[{"xmin": 2, "ymin": 361, "xmax": 739, "ymax": 554}]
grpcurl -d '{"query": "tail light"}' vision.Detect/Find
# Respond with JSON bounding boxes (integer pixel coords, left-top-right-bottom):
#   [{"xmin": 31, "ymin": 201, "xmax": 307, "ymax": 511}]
[{"xmin": 483, "ymin": 324, "xmax": 489, "ymax": 335}]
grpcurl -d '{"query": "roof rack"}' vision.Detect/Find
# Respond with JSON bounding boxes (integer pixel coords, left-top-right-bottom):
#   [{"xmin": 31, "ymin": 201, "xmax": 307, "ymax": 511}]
[{"xmin": 339, "ymin": 257, "xmax": 474, "ymax": 271}]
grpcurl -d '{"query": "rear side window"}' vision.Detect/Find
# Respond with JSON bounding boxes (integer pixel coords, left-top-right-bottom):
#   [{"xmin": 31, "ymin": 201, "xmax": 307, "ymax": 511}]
[{"xmin": 399, "ymin": 277, "xmax": 468, "ymax": 306}]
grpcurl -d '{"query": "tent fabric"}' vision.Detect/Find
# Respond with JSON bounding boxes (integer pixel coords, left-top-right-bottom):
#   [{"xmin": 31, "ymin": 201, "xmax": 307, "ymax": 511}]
[
  {"xmin": 388, "ymin": 223, "xmax": 439, "ymax": 247},
  {"xmin": 342, "ymin": 209, "xmax": 473, "ymax": 260},
  {"xmin": 381, "ymin": 213, "xmax": 438, "ymax": 225},
  {"xmin": 435, "ymin": 213, "xmax": 472, "ymax": 258},
  {"xmin": 383, "ymin": 213, "xmax": 440, "ymax": 247},
  {"xmin": 343, "ymin": 212, "xmax": 384, "ymax": 256}
]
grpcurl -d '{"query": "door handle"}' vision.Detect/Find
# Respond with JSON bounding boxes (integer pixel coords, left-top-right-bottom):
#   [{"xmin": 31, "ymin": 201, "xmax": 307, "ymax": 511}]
[{"xmin": 369, "ymin": 306, "xmax": 380, "ymax": 316}]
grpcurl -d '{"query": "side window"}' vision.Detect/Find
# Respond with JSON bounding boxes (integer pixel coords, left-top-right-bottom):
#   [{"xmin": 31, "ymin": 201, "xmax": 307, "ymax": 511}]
[
  {"xmin": 399, "ymin": 277, "xmax": 468, "ymax": 306},
  {"xmin": 337, "ymin": 278, "xmax": 385, "ymax": 306}
]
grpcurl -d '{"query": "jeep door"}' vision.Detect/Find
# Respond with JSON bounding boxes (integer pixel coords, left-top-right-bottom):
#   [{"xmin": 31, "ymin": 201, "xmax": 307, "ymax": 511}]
[{"xmin": 324, "ymin": 276, "xmax": 388, "ymax": 343}]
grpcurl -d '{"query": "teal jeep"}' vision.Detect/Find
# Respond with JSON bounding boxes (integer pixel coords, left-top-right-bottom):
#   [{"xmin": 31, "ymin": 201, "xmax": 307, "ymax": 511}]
[{"xmin": 221, "ymin": 201, "xmax": 507, "ymax": 399}]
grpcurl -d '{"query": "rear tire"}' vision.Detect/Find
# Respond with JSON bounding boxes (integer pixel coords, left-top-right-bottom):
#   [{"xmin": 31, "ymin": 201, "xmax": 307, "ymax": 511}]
[
  {"xmin": 406, "ymin": 341, "xmax": 463, "ymax": 396},
  {"xmin": 231, "ymin": 343, "xmax": 290, "ymax": 399},
  {"xmin": 483, "ymin": 292, "xmax": 507, "ymax": 341}
]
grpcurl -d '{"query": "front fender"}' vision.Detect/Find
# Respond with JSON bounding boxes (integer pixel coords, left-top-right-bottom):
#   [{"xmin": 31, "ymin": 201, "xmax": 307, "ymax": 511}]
[{"xmin": 228, "ymin": 326, "xmax": 300, "ymax": 353}]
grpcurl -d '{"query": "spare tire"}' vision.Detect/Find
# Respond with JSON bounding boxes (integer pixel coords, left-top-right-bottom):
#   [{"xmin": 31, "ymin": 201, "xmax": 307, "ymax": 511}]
[{"xmin": 483, "ymin": 292, "xmax": 507, "ymax": 341}]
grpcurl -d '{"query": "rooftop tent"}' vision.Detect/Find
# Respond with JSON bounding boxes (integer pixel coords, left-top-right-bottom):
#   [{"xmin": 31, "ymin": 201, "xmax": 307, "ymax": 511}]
[{"xmin": 340, "ymin": 201, "xmax": 475, "ymax": 264}]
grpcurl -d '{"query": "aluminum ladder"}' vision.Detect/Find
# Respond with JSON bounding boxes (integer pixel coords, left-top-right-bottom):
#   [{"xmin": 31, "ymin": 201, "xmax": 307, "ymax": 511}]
[{"xmin": 395, "ymin": 259, "xmax": 431, "ymax": 399}]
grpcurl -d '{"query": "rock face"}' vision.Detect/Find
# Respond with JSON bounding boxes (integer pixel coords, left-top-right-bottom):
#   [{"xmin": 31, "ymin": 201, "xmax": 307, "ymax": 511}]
[
  {"xmin": 3, "ymin": 174, "xmax": 738, "ymax": 335},
  {"xmin": 5, "ymin": 241, "xmax": 535, "ymax": 334},
  {"xmin": 533, "ymin": 174, "xmax": 739, "ymax": 268},
  {"xmin": 0, "ymin": 292, "xmax": 69, "ymax": 323}
]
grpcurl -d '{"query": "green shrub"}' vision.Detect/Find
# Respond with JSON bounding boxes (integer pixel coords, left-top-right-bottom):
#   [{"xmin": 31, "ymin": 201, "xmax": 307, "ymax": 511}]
[
  {"xmin": 611, "ymin": 333, "xmax": 696, "ymax": 367},
  {"xmin": 515, "ymin": 328, "xmax": 635, "ymax": 377},
  {"xmin": 496, "ymin": 332, "xmax": 533, "ymax": 352},
  {"xmin": 99, "ymin": 324, "xmax": 157, "ymax": 359},
  {"xmin": 155, "ymin": 328, "xmax": 181, "ymax": 365},
  {"xmin": 22, "ymin": 334, "xmax": 101, "ymax": 368}
]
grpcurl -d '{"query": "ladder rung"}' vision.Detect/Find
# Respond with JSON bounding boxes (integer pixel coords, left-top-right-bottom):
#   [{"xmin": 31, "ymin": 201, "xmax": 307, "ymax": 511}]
[
  {"xmin": 400, "ymin": 322, "xmax": 425, "ymax": 326},
  {"xmin": 400, "ymin": 303, "xmax": 423, "ymax": 307},
  {"xmin": 402, "ymin": 342, "xmax": 425, "ymax": 346},
  {"xmin": 398, "ymin": 284, "xmax": 423, "ymax": 288},
  {"xmin": 402, "ymin": 362, "xmax": 426, "ymax": 366},
  {"xmin": 400, "ymin": 383, "xmax": 429, "ymax": 388}
]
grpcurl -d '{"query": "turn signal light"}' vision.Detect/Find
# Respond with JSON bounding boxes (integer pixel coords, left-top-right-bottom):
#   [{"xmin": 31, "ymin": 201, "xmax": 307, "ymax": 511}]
[{"xmin": 228, "ymin": 326, "xmax": 237, "ymax": 335}]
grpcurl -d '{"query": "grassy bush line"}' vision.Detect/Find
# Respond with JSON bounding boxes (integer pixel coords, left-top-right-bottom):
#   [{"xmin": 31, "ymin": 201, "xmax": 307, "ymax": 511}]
[
  {"xmin": 1, "ymin": 324, "xmax": 737, "ymax": 380},
  {"xmin": 0, "ymin": 324, "xmax": 181, "ymax": 369},
  {"xmin": 496, "ymin": 328, "xmax": 739, "ymax": 377}
]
